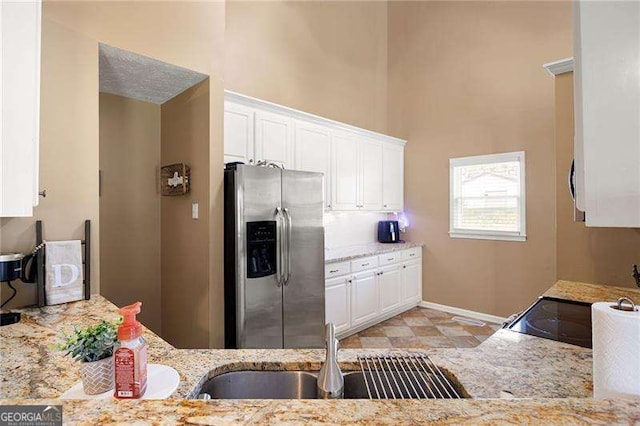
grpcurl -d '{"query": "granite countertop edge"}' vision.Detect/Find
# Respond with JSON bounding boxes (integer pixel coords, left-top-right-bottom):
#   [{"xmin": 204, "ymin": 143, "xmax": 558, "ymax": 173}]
[
  {"xmin": 325, "ymin": 241, "xmax": 424, "ymax": 263},
  {"xmin": 3, "ymin": 281, "xmax": 640, "ymax": 423}
]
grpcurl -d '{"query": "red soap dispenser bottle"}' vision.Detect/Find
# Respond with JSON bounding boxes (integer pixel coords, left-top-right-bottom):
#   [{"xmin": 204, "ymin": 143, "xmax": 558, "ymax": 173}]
[{"xmin": 114, "ymin": 302, "xmax": 147, "ymax": 399}]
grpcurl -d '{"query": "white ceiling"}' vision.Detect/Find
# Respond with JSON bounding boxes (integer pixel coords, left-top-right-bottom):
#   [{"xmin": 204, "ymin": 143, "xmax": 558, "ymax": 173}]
[{"xmin": 99, "ymin": 43, "xmax": 208, "ymax": 104}]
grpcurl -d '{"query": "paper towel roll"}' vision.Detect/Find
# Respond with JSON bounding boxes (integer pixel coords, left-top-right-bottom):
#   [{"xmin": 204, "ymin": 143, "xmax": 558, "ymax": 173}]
[{"xmin": 592, "ymin": 301, "xmax": 640, "ymax": 400}]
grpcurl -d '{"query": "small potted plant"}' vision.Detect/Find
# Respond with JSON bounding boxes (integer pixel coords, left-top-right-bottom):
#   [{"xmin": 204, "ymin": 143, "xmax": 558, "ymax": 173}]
[{"xmin": 58, "ymin": 320, "xmax": 119, "ymax": 395}]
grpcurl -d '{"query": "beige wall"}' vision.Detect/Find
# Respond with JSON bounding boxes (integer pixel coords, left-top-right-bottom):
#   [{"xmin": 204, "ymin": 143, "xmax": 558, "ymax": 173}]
[
  {"xmin": 225, "ymin": 1, "xmax": 389, "ymax": 134},
  {"xmin": 0, "ymin": 19, "xmax": 98, "ymax": 309},
  {"xmin": 0, "ymin": 1, "xmax": 225, "ymax": 348},
  {"xmin": 555, "ymin": 73, "xmax": 640, "ymax": 288},
  {"xmin": 160, "ymin": 81, "xmax": 211, "ymax": 349},
  {"xmin": 99, "ymin": 93, "xmax": 161, "ymax": 335},
  {"xmin": 388, "ymin": 1, "xmax": 573, "ymax": 317}
]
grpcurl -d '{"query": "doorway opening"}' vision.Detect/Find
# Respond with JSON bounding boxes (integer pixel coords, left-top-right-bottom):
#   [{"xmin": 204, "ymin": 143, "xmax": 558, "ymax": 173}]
[{"xmin": 98, "ymin": 43, "xmax": 209, "ymax": 346}]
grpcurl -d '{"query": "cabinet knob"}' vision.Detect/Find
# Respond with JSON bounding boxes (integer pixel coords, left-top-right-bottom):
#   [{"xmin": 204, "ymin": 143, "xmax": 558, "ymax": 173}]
[
  {"xmin": 403, "ymin": 265, "xmax": 407, "ymax": 269},
  {"xmin": 384, "ymin": 204, "xmax": 388, "ymax": 208},
  {"xmin": 249, "ymin": 159, "xmax": 254, "ymax": 164}
]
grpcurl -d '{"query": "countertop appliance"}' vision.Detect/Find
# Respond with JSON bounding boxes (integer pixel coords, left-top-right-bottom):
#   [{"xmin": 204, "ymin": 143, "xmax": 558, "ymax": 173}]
[
  {"xmin": 506, "ymin": 296, "xmax": 592, "ymax": 348},
  {"xmin": 0, "ymin": 253, "xmax": 24, "ymax": 282},
  {"xmin": 378, "ymin": 220, "xmax": 402, "ymax": 243},
  {"xmin": 0, "ymin": 253, "xmax": 25, "ymax": 326},
  {"xmin": 224, "ymin": 163, "xmax": 325, "ymax": 349}
]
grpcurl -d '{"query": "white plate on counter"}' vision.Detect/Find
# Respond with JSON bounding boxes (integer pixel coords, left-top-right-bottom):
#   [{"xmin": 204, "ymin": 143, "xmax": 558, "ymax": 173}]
[{"xmin": 60, "ymin": 364, "xmax": 180, "ymax": 400}]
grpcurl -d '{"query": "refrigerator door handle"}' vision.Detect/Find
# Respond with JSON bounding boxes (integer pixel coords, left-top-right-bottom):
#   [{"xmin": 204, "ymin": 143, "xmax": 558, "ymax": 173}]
[
  {"xmin": 275, "ymin": 207, "xmax": 284, "ymax": 287},
  {"xmin": 283, "ymin": 207, "xmax": 293, "ymax": 285}
]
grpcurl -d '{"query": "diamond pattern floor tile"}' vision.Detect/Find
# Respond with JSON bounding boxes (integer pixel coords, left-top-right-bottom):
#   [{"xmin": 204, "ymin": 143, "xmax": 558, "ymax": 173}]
[{"xmin": 340, "ymin": 307, "xmax": 500, "ymax": 349}]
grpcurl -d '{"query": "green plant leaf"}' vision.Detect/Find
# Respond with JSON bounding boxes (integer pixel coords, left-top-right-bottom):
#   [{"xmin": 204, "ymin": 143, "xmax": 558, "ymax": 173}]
[{"xmin": 57, "ymin": 320, "xmax": 119, "ymax": 363}]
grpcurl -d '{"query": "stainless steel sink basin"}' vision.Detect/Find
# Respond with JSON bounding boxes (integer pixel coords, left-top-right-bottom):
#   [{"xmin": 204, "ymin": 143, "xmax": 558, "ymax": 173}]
[
  {"xmin": 199, "ymin": 371, "xmax": 318, "ymax": 399},
  {"xmin": 197, "ymin": 365, "xmax": 466, "ymax": 400},
  {"xmin": 342, "ymin": 371, "xmax": 465, "ymax": 399}
]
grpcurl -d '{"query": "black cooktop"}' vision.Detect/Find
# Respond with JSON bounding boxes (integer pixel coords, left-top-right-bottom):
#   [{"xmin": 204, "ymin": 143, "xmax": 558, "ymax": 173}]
[{"xmin": 507, "ymin": 296, "xmax": 592, "ymax": 348}]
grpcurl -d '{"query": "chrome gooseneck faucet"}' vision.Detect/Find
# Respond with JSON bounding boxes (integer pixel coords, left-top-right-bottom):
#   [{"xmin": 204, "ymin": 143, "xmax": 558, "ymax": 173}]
[{"xmin": 317, "ymin": 323, "xmax": 344, "ymax": 399}]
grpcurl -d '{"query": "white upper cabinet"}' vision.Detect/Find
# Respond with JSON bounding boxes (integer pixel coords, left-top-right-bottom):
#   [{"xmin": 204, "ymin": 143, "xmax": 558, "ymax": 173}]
[
  {"xmin": 224, "ymin": 101, "xmax": 254, "ymax": 165},
  {"xmin": 255, "ymin": 110, "xmax": 293, "ymax": 169},
  {"xmin": 331, "ymin": 131, "xmax": 359, "ymax": 210},
  {"xmin": 223, "ymin": 91, "xmax": 406, "ymax": 212},
  {"xmin": 359, "ymin": 138, "xmax": 383, "ymax": 211},
  {"xmin": 573, "ymin": 1, "xmax": 640, "ymax": 227},
  {"xmin": 294, "ymin": 120, "xmax": 331, "ymax": 209},
  {"xmin": 382, "ymin": 143, "xmax": 404, "ymax": 212},
  {"xmin": 1, "ymin": 0, "xmax": 42, "ymax": 217}
]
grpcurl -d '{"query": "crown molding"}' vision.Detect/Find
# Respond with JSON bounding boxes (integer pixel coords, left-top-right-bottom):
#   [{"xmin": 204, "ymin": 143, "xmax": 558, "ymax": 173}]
[{"xmin": 543, "ymin": 57, "xmax": 574, "ymax": 77}]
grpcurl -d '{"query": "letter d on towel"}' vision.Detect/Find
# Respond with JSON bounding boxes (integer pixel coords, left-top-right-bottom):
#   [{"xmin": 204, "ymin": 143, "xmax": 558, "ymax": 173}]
[
  {"xmin": 52, "ymin": 264, "xmax": 80, "ymax": 287},
  {"xmin": 45, "ymin": 240, "xmax": 84, "ymax": 305}
]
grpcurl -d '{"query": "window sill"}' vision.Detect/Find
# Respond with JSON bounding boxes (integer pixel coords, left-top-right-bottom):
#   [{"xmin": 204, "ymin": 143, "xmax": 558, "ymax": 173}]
[{"xmin": 449, "ymin": 232, "xmax": 526, "ymax": 242}]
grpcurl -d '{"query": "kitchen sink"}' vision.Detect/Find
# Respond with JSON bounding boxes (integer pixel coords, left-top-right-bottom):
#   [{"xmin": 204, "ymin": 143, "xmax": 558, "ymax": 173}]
[
  {"xmin": 197, "ymin": 369, "xmax": 466, "ymax": 400},
  {"xmin": 198, "ymin": 371, "xmax": 319, "ymax": 399},
  {"xmin": 342, "ymin": 371, "xmax": 465, "ymax": 399}
]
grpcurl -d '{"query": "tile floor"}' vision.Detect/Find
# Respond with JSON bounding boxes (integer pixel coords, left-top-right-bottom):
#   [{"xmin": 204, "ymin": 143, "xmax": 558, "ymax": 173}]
[{"xmin": 340, "ymin": 307, "xmax": 502, "ymax": 349}]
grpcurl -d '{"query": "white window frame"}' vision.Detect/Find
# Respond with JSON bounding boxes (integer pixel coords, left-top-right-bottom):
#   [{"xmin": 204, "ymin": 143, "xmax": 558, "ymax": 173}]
[{"xmin": 449, "ymin": 151, "xmax": 526, "ymax": 242}]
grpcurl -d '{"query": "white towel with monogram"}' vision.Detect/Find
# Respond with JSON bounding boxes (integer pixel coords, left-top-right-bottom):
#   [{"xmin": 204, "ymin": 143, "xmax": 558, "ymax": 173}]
[{"xmin": 45, "ymin": 240, "xmax": 84, "ymax": 305}]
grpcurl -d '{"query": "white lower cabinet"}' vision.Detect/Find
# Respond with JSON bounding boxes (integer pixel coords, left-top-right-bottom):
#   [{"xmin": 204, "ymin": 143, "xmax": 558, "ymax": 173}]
[
  {"xmin": 325, "ymin": 276, "xmax": 351, "ymax": 334},
  {"xmin": 402, "ymin": 259, "xmax": 422, "ymax": 305},
  {"xmin": 325, "ymin": 247, "xmax": 422, "ymax": 338},
  {"xmin": 351, "ymin": 270, "xmax": 379, "ymax": 327},
  {"xmin": 379, "ymin": 264, "xmax": 402, "ymax": 314}
]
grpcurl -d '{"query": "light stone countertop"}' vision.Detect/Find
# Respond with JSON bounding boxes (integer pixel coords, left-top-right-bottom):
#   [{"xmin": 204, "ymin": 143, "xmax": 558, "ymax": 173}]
[
  {"xmin": 325, "ymin": 241, "xmax": 424, "ymax": 263},
  {"xmin": 545, "ymin": 279, "xmax": 640, "ymax": 304},
  {"xmin": 2, "ymin": 281, "xmax": 640, "ymax": 424}
]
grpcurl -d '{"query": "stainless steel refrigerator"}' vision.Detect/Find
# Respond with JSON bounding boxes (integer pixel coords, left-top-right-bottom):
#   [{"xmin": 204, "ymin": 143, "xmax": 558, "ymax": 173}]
[{"xmin": 224, "ymin": 164, "xmax": 325, "ymax": 349}]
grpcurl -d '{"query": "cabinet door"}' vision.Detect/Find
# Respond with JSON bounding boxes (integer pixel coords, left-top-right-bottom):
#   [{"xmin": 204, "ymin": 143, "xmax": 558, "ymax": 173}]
[
  {"xmin": 351, "ymin": 270, "xmax": 379, "ymax": 327},
  {"xmin": 325, "ymin": 277, "xmax": 351, "ymax": 334},
  {"xmin": 255, "ymin": 110, "xmax": 293, "ymax": 169},
  {"xmin": 224, "ymin": 101, "xmax": 254, "ymax": 165},
  {"xmin": 382, "ymin": 143, "xmax": 404, "ymax": 211},
  {"xmin": 1, "ymin": 0, "xmax": 41, "ymax": 217},
  {"xmin": 294, "ymin": 120, "xmax": 331, "ymax": 209},
  {"xmin": 331, "ymin": 131, "xmax": 359, "ymax": 210},
  {"xmin": 402, "ymin": 259, "xmax": 422, "ymax": 305},
  {"xmin": 574, "ymin": 1, "xmax": 640, "ymax": 227},
  {"xmin": 379, "ymin": 264, "xmax": 402, "ymax": 314},
  {"xmin": 359, "ymin": 139, "xmax": 383, "ymax": 210}
]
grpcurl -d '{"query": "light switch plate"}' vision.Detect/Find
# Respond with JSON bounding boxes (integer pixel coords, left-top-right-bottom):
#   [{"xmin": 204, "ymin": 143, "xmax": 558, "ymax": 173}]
[{"xmin": 192, "ymin": 202, "xmax": 199, "ymax": 219}]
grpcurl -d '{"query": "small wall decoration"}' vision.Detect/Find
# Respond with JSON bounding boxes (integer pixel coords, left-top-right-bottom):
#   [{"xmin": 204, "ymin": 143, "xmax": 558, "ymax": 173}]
[{"xmin": 161, "ymin": 163, "xmax": 190, "ymax": 196}]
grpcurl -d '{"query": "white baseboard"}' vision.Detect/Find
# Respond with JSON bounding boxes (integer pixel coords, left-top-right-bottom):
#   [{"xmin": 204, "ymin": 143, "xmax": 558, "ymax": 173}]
[{"xmin": 419, "ymin": 301, "xmax": 506, "ymax": 325}]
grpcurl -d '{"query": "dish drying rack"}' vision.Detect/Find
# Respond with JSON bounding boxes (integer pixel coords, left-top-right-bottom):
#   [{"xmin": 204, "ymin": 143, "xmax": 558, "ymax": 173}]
[{"xmin": 356, "ymin": 354, "xmax": 463, "ymax": 399}]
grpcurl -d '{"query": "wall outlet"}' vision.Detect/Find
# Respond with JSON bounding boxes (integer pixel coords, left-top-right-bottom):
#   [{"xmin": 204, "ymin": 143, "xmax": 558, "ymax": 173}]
[{"xmin": 192, "ymin": 202, "xmax": 199, "ymax": 219}]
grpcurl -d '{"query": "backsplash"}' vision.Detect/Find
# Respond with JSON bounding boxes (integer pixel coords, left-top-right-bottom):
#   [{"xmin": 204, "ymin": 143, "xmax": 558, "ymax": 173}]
[{"xmin": 324, "ymin": 211, "xmax": 390, "ymax": 249}]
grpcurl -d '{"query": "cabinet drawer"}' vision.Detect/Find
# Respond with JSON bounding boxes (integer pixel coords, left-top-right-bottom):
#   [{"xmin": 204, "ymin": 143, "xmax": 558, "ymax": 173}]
[
  {"xmin": 378, "ymin": 252, "xmax": 402, "ymax": 266},
  {"xmin": 325, "ymin": 261, "xmax": 351, "ymax": 278},
  {"xmin": 351, "ymin": 256, "xmax": 379, "ymax": 273},
  {"xmin": 402, "ymin": 247, "xmax": 422, "ymax": 261}
]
